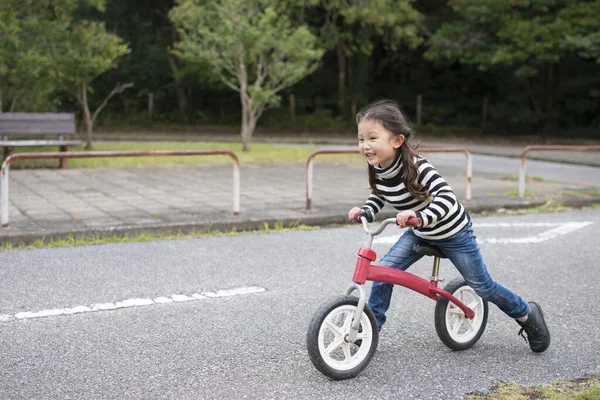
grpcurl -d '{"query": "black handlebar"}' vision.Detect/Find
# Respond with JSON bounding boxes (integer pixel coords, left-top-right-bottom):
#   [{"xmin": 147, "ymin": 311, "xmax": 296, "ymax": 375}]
[{"xmin": 359, "ymin": 209, "xmax": 375, "ymax": 223}]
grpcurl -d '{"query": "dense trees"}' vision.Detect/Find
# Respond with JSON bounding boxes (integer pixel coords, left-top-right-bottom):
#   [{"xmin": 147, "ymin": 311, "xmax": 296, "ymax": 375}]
[
  {"xmin": 1, "ymin": 0, "xmax": 598, "ymax": 144},
  {"xmin": 426, "ymin": 0, "xmax": 600, "ymax": 133}
]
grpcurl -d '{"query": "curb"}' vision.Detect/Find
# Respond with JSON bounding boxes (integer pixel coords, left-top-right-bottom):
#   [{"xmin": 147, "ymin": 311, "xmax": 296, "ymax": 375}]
[{"xmin": 4, "ymin": 196, "xmax": 598, "ymax": 247}]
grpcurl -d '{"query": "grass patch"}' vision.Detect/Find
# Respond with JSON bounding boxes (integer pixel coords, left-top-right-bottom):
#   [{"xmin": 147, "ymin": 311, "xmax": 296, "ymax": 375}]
[
  {"xmin": 0, "ymin": 221, "xmax": 318, "ymax": 251},
  {"xmin": 467, "ymin": 375, "xmax": 600, "ymax": 400},
  {"xmin": 485, "ymin": 201, "xmax": 573, "ymax": 216},
  {"xmin": 560, "ymin": 189, "xmax": 600, "ymax": 198},
  {"xmin": 506, "ymin": 174, "xmax": 558, "ymax": 183},
  {"xmin": 9, "ymin": 141, "xmax": 365, "ymax": 169},
  {"xmin": 505, "ymin": 188, "xmax": 534, "ymax": 197}
]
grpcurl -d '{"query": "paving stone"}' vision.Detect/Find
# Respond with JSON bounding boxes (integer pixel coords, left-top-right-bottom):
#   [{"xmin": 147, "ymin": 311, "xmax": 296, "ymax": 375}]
[{"xmin": 1, "ymin": 163, "xmax": 598, "ymax": 244}]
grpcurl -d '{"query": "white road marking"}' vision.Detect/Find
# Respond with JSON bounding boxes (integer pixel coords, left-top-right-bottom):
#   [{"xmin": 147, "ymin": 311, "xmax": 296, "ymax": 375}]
[
  {"xmin": 372, "ymin": 221, "xmax": 594, "ymax": 245},
  {"xmin": 0, "ymin": 285, "xmax": 266, "ymax": 323}
]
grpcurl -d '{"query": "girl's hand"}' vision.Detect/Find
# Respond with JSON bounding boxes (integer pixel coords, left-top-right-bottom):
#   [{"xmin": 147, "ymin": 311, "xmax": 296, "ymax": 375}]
[
  {"xmin": 348, "ymin": 207, "xmax": 363, "ymax": 223},
  {"xmin": 396, "ymin": 210, "xmax": 421, "ymax": 228}
]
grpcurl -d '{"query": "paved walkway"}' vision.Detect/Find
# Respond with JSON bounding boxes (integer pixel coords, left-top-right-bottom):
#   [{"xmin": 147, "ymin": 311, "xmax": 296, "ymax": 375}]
[{"xmin": 1, "ymin": 152, "xmax": 599, "ymax": 245}]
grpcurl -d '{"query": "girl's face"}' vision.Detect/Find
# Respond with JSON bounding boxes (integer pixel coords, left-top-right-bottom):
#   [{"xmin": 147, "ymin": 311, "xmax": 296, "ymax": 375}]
[{"xmin": 357, "ymin": 119, "xmax": 404, "ymax": 168}]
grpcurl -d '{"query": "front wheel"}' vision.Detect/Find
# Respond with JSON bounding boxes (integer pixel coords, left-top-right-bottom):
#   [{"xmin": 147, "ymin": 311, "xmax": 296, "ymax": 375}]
[
  {"xmin": 434, "ymin": 278, "xmax": 488, "ymax": 351},
  {"xmin": 306, "ymin": 296, "xmax": 379, "ymax": 380}
]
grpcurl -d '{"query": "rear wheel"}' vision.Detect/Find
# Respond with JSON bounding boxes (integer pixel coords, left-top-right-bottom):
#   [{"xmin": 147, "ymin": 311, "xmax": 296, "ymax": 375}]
[
  {"xmin": 306, "ymin": 296, "xmax": 379, "ymax": 380},
  {"xmin": 434, "ymin": 278, "xmax": 488, "ymax": 351}
]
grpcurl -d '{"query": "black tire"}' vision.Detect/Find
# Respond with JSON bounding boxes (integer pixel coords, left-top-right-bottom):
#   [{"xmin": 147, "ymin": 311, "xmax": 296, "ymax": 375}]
[
  {"xmin": 306, "ymin": 296, "xmax": 379, "ymax": 380},
  {"xmin": 434, "ymin": 278, "xmax": 488, "ymax": 351}
]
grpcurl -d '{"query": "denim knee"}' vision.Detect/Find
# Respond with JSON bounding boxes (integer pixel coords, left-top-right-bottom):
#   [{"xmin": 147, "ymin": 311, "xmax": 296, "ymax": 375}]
[{"xmin": 467, "ymin": 279, "xmax": 498, "ymax": 301}]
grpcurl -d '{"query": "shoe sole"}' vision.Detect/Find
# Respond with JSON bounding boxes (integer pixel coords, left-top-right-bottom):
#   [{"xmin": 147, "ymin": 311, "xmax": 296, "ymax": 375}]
[{"xmin": 529, "ymin": 301, "xmax": 551, "ymax": 353}]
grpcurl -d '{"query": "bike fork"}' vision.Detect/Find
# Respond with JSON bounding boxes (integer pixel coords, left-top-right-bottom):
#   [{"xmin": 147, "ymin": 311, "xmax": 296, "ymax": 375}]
[{"xmin": 344, "ymin": 282, "xmax": 367, "ymax": 342}]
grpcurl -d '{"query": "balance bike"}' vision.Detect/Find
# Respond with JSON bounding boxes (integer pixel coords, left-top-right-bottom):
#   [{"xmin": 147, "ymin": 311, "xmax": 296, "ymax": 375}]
[{"xmin": 306, "ymin": 212, "xmax": 488, "ymax": 380}]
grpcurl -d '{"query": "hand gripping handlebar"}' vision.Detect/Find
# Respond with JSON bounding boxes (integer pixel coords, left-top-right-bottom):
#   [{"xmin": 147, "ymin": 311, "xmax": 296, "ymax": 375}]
[{"xmin": 358, "ymin": 210, "xmax": 422, "ymax": 236}]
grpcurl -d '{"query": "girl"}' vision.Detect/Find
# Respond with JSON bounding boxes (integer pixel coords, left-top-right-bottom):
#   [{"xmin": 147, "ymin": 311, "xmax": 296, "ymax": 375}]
[{"xmin": 347, "ymin": 100, "xmax": 550, "ymax": 353}]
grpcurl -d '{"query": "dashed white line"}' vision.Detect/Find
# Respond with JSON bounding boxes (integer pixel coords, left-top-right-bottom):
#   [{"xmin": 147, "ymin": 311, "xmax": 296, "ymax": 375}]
[
  {"xmin": 372, "ymin": 221, "xmax": 594, "ymax": 245},
  {"xmin": 477, "ymin": 221, "xmax": 593, "ymax": 244},
  {"xmin": 0, "ymin": 286, "xmax": 266, "ymax": 323}
]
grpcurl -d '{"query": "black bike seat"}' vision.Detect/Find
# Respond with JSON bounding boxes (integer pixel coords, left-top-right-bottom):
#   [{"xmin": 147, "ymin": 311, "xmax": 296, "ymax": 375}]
[{"xmin": 412, "ymin": 244, "xmax": 447, "ymax": 259}]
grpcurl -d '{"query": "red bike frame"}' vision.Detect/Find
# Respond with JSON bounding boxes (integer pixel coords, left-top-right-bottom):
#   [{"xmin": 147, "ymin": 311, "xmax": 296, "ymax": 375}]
[{"xmin": 352, "ymin": 247, "xmax": 475, "ymax": 319}]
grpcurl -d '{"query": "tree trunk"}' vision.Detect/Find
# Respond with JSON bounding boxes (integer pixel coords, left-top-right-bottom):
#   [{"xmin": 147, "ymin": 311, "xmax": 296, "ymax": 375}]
[
  {"xmin": 348, "ymin": 55, "xmax": 356, "ymax": 117},
  {"xmin": 241, "ymin": 93, "xmax": 250, "ymax": 151},
  {"xmin": 148, "ymin": 92, "xmax": 154, "ymax": 123},
  {"xmin": 239, "ymin": 53, "xmax": 251, "ymax": 151},
  {"xmin": 79, "ymin": 83, "xmax": 93, "ymax": 149},
  {"xmin": 9, "ymin": 96, "xmax": 18, "ymax": 112},
  {"xmin": 416, "ymin": 94, "xmax": 422, "ymax": 125},
  {"xmin": 289, "ymin": 93, "xmax": 296, "ymax": 128},
  {"xmin": 354, "ymin": 53, "xmax": 369, "ymax": 116},
  {"xmin": 481, "ymin": 95, "xmax": 489, "ymax": 134},
  {"xmin": 524, "ymin": 78, "xmax": 543, "ymax": 131},
  {"xmin": 219, "ymin": 97, "xmax": 225, "ymax": 123},
  {"xmin": 241, "ymin": 109, "xmax": 258, "ymax": 152},
  {"xmin": 544, "ymin": 63, "xmax": 558, "ymax": 133},
  {"xmin": 336, "ymin": 40, "xmax": 347, "ymax": 116},
  {"xmin": 167, "ymin": 53, "xmax": 188, "ymax": 124},
  {"xmin": 166, "ymin": 25, "xmax": 189, "ymax": 124}
]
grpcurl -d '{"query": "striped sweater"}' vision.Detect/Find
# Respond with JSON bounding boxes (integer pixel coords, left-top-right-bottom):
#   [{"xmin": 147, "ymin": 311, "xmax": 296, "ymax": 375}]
[{"xmin": 361, "ymin": 151, "xmax": 470, "ymax": 240}]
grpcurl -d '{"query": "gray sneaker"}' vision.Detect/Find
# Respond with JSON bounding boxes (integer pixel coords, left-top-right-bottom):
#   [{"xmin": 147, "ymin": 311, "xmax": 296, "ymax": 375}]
[{"xmin": 517, "ymin": 302, "xmax": 550, "ymax": 353}]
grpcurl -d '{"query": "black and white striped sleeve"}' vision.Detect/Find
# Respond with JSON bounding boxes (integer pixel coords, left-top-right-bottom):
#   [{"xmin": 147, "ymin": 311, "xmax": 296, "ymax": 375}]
[
  {"xmin": 361, "ymin": 193, "xmax": 385, "ymax": 217},
  {"xmin": 414, "ymin": 158, "xmax": 457, "ymax": 228}
]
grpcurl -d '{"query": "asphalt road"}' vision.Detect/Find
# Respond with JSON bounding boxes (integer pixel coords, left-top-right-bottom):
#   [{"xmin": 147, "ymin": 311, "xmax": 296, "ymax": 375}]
[{"xmin": 1, "ymin": 209, "xmax": 599, "ymax": 399}]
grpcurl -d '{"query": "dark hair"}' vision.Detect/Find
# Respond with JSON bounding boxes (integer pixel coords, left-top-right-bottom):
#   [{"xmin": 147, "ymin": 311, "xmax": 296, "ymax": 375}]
[{"xmin": 356, "ymin": 100, "xmax": 428, "ymax": 200}]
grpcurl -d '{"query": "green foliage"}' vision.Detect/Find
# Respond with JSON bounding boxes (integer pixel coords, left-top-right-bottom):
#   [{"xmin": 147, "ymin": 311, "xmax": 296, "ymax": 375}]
[
  {"xmin": 276, "ymin": 0, "xmax": 423, "ymax": 53},
  {"xmin": 425, "ymin": 0, "xmax": 600, "ymax": 76},
  {"xmin": 0, "ymin": 0, "xmax": 129, "ymax": 115},
  {"xmin": 560, "ymin": 1, "xmax": 600, "ymax": 63},
  {"xmin": 0, "ymin": 1, "xmax": 66, "ymax": 111},
  {"xmin": 171, "ymin": 0, "xmax": 323, "ymax": 96},
  {"xmin": 424, "ymin": 0, "xmax": 600, "ymax": 132},
  {"xmin": 55, "ymin": 20, "xmax": 129, "ymax": 90},
  {"xmin": 170, "ymin": 0, "xmax": 325, "ymax": 149}
]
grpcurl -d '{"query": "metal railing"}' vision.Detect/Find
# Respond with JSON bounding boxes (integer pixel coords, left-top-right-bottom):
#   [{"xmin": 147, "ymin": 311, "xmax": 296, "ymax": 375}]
[
  {"xmin": 306, "ymin": 147, "xmax": 472, "ymax": 210},
  {"xmin": 519, "ymin": 145, "xmax": 600, "ymax": 197},
  {"xmin": 1, "ymin": 150, "xmax": 240, "ymax": 227}
]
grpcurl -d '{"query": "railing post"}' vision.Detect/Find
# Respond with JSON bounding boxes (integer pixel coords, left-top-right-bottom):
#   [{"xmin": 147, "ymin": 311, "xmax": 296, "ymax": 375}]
[
  {"xmin": 233, "ymin": 161, "xmax": 240, "ymax": 215},
  {"xmin": 1, "ymin": 161, "xmax": 8, "ymax": 227},
  {"xmin": 518, "ymin": 145, "xmax": 600, "ymax": 197},
  {"xmin": 306, "ymin": 148, "xmax": 358, "ymax": 210},
  {"xmin": 465, "ymin": 151, "xmax": 472, "ymax": 201},
  {"xmin": 519, "ymin": 149, "xmax": 528, "ymax": 198},
  {"xmin": 306, "ymin": 156, "xmax": 314, "ymax": 210}
]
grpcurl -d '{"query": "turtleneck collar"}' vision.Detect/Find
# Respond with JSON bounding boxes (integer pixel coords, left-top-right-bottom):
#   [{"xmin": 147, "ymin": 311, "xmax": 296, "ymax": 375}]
[{"xmin": 374, "ymin": 150, "xmax": 402, "ymax": 179}]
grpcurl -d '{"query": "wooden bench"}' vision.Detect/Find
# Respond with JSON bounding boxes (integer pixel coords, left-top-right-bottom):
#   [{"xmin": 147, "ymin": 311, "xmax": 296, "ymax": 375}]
[{"xmin": 0, "ymin": 113, "xmax": 82, "ymax": 168}]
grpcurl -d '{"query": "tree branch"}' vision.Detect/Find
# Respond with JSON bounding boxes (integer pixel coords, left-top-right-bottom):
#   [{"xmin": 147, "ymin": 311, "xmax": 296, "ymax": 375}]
[
  {"xmin": 219, "ymin": 74, "xmax": 241, "ymax": 92},
  {"xmin": 91, "ymin": 82, "xmax": 134, "ymax": 125}
]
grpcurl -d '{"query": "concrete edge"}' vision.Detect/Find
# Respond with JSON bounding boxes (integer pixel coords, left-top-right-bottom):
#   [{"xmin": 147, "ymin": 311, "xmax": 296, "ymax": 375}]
[{"xmin": 3, "ymin": 197, "xmax": 598, "ymax": 247}]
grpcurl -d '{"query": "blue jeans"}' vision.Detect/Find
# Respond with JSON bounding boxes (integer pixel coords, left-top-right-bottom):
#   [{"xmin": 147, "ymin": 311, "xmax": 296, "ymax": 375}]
[{"xmin": 368, "ymin": 221, "xmax": 529, "ymax": 330}]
